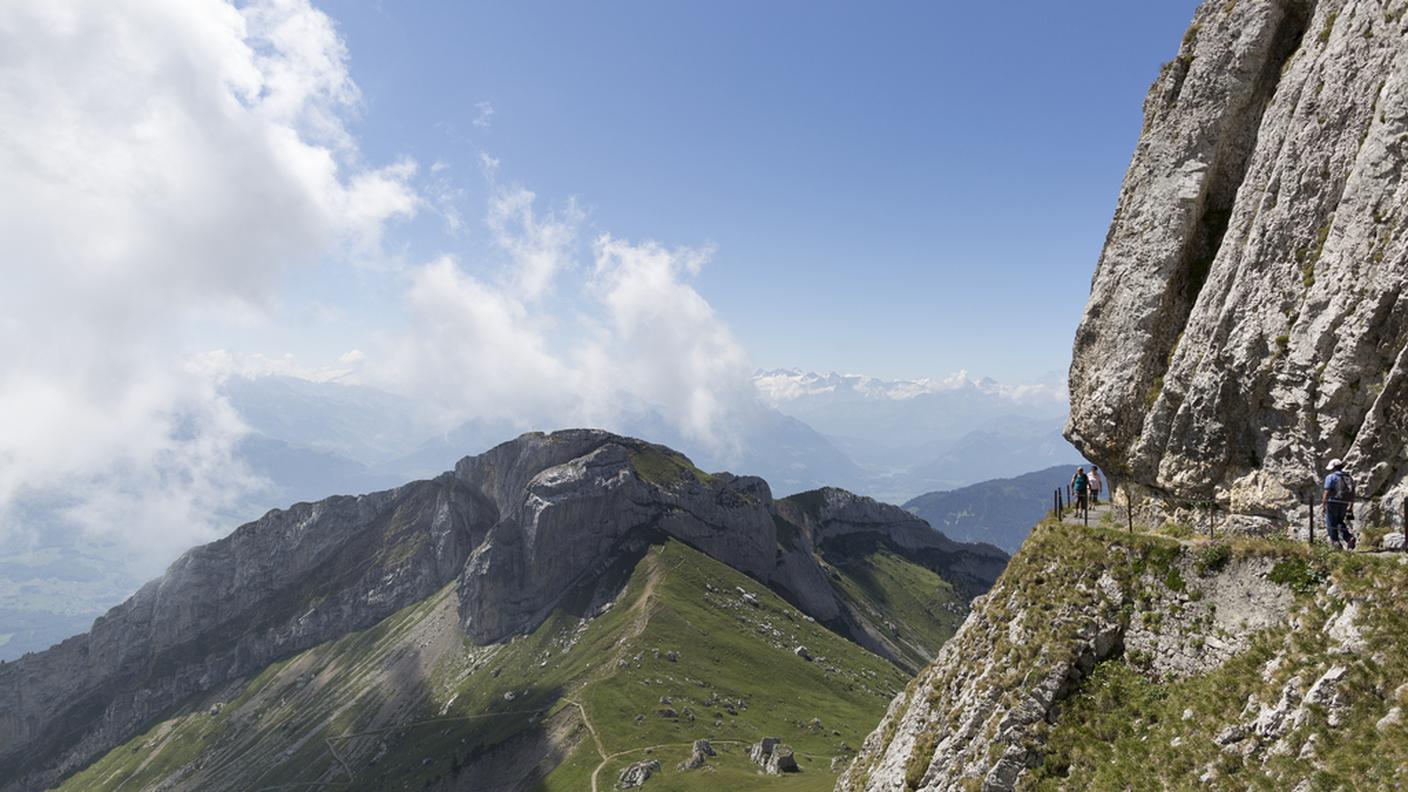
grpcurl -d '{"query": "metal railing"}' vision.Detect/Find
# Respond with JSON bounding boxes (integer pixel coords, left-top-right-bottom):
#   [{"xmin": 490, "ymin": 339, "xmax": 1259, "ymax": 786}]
[{"xmin": 1051, "ymin": 480, "xmax": 1408, "ymax": 552}]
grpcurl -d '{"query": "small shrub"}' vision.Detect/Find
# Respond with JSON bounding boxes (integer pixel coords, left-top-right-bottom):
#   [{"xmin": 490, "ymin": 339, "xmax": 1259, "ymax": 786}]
[
  {"xmin": 1146, "ymin": 376, "xmax": 1164, "ymax": 408},
  {"xmin": 1269, "ymin": 557, "xmax": 1326, "ymax": 595},
  {"xmin": 1195, "ymin": 544, "xmax": 1232, "ymax": 576},
  {"xmin": 905, "ymin": 730, "xmax": 937, "ymax": 790},
  {"xmin": 1160, "ymin": 521, "xmax": 1194, "ymax": 540},
  {"xmin": 1164, "ymin": 566, "xmax": 1187, "ymax": 593}
]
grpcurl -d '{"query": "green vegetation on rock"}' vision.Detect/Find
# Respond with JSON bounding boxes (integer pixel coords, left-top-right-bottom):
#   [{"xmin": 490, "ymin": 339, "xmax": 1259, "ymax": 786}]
[
  {"xmin": 59, "ymin": 538, "xmax": 958, "ymax": 792},
  {"xmin": 628, "ymin": 446, "xmax": 715, "ymax": 488}
]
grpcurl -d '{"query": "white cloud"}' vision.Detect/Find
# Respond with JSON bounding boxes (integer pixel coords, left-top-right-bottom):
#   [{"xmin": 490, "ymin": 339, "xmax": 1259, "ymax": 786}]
[
  {"xmin": 591, "ymin": 236, "xmax": 752, "ymax": 441},
  {"xmin": 473, "ymin": 100, "xmax": 495, "ymax": 128},
  {"xmin": 378, "ymin": 256, "xmax": 573, "ymax": 428},
  {"xmin": 0, "ymin": 0, "xmax": 416, "ymax": 559},
  {"xmin": 374, "ymin": 192, "xmax": 754, "ymax": 454},
  {"xmin": 486, "ymin": 186, "xmax": 583, "ymax": 301}
]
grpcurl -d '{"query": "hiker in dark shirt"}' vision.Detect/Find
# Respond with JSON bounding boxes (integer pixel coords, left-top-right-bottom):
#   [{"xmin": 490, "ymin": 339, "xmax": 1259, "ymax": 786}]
[
  {"xmin": 1322, "ymin": 458, "xmax": 1356, "ymax": 550},
  {"xmin": 1072, "ymin": 467, "xmax": 1090, "ymax": 515}
]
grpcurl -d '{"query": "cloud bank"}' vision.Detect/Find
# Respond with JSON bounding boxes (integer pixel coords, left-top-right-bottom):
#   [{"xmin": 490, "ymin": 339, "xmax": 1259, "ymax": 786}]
[
  {"xmin": 0, "ymin": 0, "xmax": 754, "ymax": 569},
  {"xmin": 376, "ymin": 185, "xmax": 755, "ymax": 455},
  {"xmin": 0, "ymin": 0, "xmax": 416, "ymax": 561}
]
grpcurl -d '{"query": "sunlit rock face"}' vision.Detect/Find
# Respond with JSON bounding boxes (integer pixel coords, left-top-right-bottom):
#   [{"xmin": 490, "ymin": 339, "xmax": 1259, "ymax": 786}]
[{"xmin": 1067, "ymin": 0, "xmax": 1408, "ymax": 523}]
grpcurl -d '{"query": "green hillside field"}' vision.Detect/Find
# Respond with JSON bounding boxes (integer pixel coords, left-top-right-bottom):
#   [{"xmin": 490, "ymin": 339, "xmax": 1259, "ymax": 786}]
[{"xmin": 58, "ymin": 537, "xmax": 963, "ymax": 792}]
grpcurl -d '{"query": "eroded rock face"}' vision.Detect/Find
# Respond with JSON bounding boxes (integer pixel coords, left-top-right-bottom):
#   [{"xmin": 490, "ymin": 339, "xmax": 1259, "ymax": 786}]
[
  {"xmin": 0, "ymin": 430, "xmax": 1005, "ymax": 792},
  {"xmin": 835, "ymin": 525, "xmax": 1299, "ymax": 792},
  {"xmin": 1067, "ymin": 0, "xmax": 1408, "ymax": 519}
]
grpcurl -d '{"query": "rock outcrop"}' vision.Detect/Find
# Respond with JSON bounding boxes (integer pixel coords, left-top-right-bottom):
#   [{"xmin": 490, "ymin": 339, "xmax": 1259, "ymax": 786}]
[
  {"xmin": 1067, "ymin": 0, "xmax": 1408, "ymax": 523},
  {"xmin": 836, "ymin": 521, "xmax": 1385, "ymax": 791},
  {"xmin": 618, "ymin": 759, "xmax": 661, "ymax": 788},
  {"xmin": 678, "ymin": 738, "xmax": 716, "ymax": 770},
  {"xmin": 0, "ymin": 430, "xmax": 1005, "ymax": 792}
]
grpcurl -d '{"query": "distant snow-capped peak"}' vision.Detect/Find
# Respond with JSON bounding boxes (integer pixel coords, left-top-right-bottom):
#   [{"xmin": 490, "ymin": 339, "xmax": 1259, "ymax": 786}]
[{"xmin": 752, "ymin": 368, "xmax": 1066, "ymax": 406}]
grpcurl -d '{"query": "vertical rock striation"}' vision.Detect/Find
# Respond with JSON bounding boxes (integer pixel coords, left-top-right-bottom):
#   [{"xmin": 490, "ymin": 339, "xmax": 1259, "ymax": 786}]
[{"xmin": 1067, "ymin": 0, "xmax": 1408, "ymax": 522}]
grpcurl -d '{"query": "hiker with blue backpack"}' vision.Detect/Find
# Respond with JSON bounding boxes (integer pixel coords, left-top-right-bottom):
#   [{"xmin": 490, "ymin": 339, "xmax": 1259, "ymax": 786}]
[
  {"xmin": 1071, "ymin": 467, "xmax": 1090, "ymax": 516},
  {"xmin": 1323, "ymin": 458, "xmax": 1357, "ymax": 550}
]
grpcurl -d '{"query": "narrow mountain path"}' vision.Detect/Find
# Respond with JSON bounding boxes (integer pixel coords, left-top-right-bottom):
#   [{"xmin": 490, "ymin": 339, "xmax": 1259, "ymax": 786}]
[
  {"xmin": 589, "ymin": 739, "xmax": 753, "ymax": 792},
  {"xmin": 569, "ymin": 547, "xmax": 716, "ymax": 792},
  {"xmin": 1062, "ymin": 501, "xmax": 1406, "ymax": 557}
]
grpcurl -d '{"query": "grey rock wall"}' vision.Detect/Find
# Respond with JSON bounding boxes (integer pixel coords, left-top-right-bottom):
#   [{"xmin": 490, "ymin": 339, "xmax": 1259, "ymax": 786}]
[{"xmin": 1068, "ymin": 0, "xmax": 1408, "ymax": 522}]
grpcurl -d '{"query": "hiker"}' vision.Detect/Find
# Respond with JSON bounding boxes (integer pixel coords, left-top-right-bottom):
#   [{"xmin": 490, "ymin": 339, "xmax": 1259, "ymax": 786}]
[
  {"xmin": 1071, "ymin": 467, "xmax": 1090, "ymax": 515},
  {"xmin": 1089, "ymin": 466, "xmax": 1103, "ymax": 505},
  {"xmin": 1322, "ymin": 458, "xmax": 1357, "ymax": 550}
]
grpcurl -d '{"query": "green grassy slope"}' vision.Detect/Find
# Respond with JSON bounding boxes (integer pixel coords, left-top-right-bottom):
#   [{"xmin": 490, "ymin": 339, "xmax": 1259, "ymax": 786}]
[
  {"xmin": 58, "ymin": 538, "xmax": 952, "ymax": 792},
  {"xmin": 828, "ymin": 549, "xmax": 966, "ymax": 672},
  {"xmin": 840, "ymin": 519, "xmax": 1408, "ymax": 791},
  {"xmin": 1022, "ymin": 534, "xmax": 1408, "ymax": 791}
]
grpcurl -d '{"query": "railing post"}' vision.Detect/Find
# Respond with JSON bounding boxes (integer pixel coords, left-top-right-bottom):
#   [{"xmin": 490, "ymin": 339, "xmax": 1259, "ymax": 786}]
[{"xmin": 1127, "ymin": 487, "xmax": 1134, "ymax": 535}]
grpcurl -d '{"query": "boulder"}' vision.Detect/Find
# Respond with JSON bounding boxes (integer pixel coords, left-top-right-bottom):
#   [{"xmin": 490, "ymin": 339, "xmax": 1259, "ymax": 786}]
[
  {"xmin": 1382, "ymin": 533, "xmax": 1406, "ymax": 551},
  {"xmin": 617, "ymin": 759, "xmax": 660, "ymax": 788},
  {"xmin": 678, "ymin": 739, "xmax": 715, "ymax": 770},
  {"xmin": 749, "ymin": 737, "xmax": 781, "ymax": 767},
  {"xmin": 766, "ymin": 745, "xmax": 799, "ymax": 774},
  {"xmin": 749, "ymin": 737, "xmax": 799, "ymax": 774}
]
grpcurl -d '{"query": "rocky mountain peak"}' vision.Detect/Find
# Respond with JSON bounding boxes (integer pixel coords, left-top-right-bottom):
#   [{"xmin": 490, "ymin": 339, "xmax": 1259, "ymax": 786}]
[{"xmin": 0, "ymin": 429, "xmax": 1005, "ymax": 792}]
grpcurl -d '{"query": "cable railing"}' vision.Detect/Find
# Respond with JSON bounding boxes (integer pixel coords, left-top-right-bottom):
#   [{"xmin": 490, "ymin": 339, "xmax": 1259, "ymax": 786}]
[{"xmin": 1051, "ymin": 481, "xmax": 1408, "ymax": 552}]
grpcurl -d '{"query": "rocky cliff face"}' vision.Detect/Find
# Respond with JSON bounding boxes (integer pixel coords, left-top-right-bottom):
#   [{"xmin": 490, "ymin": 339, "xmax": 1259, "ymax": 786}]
[
  {"xmin": 1067, "ymin": 0, "xmax": 1408, "ymax": 524},
  {"xmin": 838, "ymin": 521, "xmax": 1408, "ymax": 791},
  {"xmin": 0, "ymin": 430, "xmax": 1005, "ymax": 792}
]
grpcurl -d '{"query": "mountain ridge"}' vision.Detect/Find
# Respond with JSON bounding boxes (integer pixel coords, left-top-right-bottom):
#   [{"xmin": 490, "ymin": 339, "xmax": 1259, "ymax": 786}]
[
  {"xmin": 902, "ymin": 465, "xmax": 1088, "ymax": 553},
  {"xmin": 0, "ymin": 429, "xmax": 1006, "ymax": 792}
]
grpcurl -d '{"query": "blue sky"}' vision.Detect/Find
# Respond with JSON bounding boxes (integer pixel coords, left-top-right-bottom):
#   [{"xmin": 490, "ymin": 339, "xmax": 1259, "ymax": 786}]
[
  {"xmin": 1, "ymin": 0, "xmax": 1202, "ymax": 558},
  {"xmin": 311, "ymin": 0, "xmax": 1203, "ymax": 382}
]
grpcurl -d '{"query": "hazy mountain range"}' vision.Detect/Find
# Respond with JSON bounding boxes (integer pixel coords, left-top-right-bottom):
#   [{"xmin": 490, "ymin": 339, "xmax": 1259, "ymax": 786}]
[
  {"xmin": 0, "ymin": 369, "xmax": 1074, "ymax": 662},
  {"xmin": 225, "ymin": 368, "xmax": 1076, "ymax": 513},
  {"xmin": 902, "ymin": 465, "xmax": 1086, "ymax": 553}
]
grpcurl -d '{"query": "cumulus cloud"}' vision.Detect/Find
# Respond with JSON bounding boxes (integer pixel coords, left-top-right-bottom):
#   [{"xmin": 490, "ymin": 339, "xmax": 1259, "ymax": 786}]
[
  {"xmin": 0, "ymin": 0, "xmax": 756, "ymax": 573},
  {"xmin": 0, "ymin": 0, "xmax": 416, "ymax": 561},
  {"xmin": 591, "ymin": 236, "xmax": 752, "ymax": 441},
  {"xmin": 486, "ymin": 186, "xmax": 583, "ymax": 301},
  {"xmin": 375, "ymin": 188, "xmax": 754, "ymax": 453}
]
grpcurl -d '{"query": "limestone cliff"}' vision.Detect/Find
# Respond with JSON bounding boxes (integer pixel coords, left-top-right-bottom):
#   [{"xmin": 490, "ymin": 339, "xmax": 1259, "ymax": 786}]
[
  {"xmin": 0, "ymin": 430, "xmax": 1005, "ymax": 792},
  {"xmin": 838, "ymin": 521, "xmax": 1408, "ymax": 791},
  {"xmin": 1067, "ymin": 0, "xmax": 1408, "ymax": 524}
]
